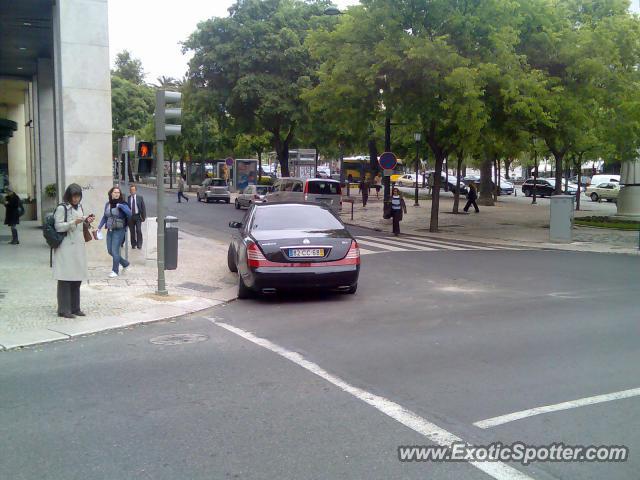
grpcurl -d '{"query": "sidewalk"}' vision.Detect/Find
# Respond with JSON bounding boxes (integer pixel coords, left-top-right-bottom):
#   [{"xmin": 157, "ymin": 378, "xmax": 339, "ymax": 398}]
[
  {"xmin": 340, "ymin": 191, "xmax": 640, "ymax": 255},
  {"xmin": 0, "ymin": 219, "xmax": 237, "ymax": 350}
]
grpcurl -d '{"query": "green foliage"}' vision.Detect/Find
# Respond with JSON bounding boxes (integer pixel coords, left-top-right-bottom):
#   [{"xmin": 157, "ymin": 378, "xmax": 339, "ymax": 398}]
[
  {"xmin": 111, "ymin": 75, "xmax": 155, "ymax": 145},
  {"xmin": 112, "ymin": 50, "xmax": 146, "ymax": 85}
]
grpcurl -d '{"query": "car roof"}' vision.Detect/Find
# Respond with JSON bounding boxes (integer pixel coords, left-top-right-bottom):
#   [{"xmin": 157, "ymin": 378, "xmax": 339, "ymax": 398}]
[{"xmin": 254, "ymin": 201, "xmax": 331, "ymax": 210}]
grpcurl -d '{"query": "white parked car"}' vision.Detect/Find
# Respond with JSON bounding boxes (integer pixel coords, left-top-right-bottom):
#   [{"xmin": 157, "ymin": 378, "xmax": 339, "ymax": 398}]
[
  {"xmin": 396, "ymin": 173, "xmax": 426, "ymax": 187},
  {"xmin": 586, "ymin": 182, "xmax": 620, "ymax": 202},
  {"xmin": 235, "ymin": 184, "xmax": 273, "ymax": 209}
]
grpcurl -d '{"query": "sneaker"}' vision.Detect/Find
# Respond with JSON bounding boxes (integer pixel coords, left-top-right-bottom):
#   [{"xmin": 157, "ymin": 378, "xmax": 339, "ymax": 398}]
[
  {"xmin": 108, "ymin": 271, "xmax": 118, "ymax": 278},
  {"xmin": 122, "ymin": 265, "xmax": 132, "ymax": 274}
]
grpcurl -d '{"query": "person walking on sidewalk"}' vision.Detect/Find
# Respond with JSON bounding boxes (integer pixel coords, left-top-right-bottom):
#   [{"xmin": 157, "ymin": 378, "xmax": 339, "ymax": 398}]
[
  {"xmin": 373, "ymin": 173, "xmax": 382, "ymax": 199},
  {"xmin": 127, "ymin": 184, "xmax": 146, "ymax": 249},
  {"xmin": 3, "ymin": 185, "xmax": 22, "ymax": 245},
  {"xmin": 391, "ymin": 187, "xmax": 407, "ymax": 236},
  {"xmin": 177, "ymin": 175, "xmax": 189, "ymax": 203},
  {"xmin": 98, "ymin": 186, "xmax": 132, "ymax": 278},
  {"xmin": 359, "ymin": 175, "xmax": 370, "ymax": 208},
  {"xmin": 53, "ymin": 183, "xmax": 95, "ymax": 318},
  {"xmin": 463, "ymin": 183, "xmax": 480, "ymax": 213}
]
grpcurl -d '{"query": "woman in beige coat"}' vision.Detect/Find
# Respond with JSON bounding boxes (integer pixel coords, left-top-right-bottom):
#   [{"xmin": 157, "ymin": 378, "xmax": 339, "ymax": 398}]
[{"xmin": 53, "ymin": 183, "xmax": 94, "ymax": 318}]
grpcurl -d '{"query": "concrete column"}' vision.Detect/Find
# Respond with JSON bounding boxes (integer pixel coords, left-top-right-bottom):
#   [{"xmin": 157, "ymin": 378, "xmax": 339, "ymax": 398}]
[
  {"xmin": 53, "ymin": 0, "xmax": 113, "ymax": 218},
  {"xmin": 616, "ymin": 159, "xmax": 640, "ymax": 220},
  {"xmin": 36, "ymin": 58, "xmax": 58, "ymax": 219},
  {"xmin": 7, "ymin": 103, "xmax": 27, "ymax": 196}
]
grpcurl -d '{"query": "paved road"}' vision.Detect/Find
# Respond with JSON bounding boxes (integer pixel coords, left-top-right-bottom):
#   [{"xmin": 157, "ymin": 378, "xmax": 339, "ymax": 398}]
[{"xmin": 2, "ymin": 244, "xmax": 638, "ymax": 479}]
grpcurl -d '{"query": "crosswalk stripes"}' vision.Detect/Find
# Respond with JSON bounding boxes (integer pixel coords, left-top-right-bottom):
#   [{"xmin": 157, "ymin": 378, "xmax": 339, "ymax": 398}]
[{"xmin": 355, "ymin": 234, "xmax": 530, "ymax": 254}]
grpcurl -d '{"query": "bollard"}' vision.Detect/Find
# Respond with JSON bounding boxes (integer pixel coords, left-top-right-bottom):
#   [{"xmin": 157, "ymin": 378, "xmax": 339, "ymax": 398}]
[{"xmin": 164, "ymin": 216, "xmax": 179, "ymax": 270}]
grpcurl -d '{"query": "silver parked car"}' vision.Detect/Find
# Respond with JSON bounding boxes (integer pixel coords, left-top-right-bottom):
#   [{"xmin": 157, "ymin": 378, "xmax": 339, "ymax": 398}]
[
  {"xmin": 266, "ymin": 177, "xmax": 342, "ymax": 212},
  {"xmin": 235, "ymin": 184, "xmax": 273, "ymax": 209},
  {"xmin": 197, "ymin": 178, "xmax": 230, "ymax": 203}
]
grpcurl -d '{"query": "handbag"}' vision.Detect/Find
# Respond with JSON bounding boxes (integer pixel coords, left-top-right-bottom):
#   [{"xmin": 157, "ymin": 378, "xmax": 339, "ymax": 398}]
[{"xmin": 83, "ymin": 222, "xmax": 93, "ymax": 242}]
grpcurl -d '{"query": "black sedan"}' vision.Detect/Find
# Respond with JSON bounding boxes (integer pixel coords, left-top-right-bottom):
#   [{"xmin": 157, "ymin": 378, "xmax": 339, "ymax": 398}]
[{"xmin": 227, "ymin": 202, "xmax": 360, "ymax": 298}]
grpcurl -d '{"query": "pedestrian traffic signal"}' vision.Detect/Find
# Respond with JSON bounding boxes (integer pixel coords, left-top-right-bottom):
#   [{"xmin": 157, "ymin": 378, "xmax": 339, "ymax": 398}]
[
  {"xmin": 155, "ymin": 90, "xmax": 182, "ymax": 141},
  {"xmin": 137, "ymin": 141, "xmax": 153, "ymax": 159}
]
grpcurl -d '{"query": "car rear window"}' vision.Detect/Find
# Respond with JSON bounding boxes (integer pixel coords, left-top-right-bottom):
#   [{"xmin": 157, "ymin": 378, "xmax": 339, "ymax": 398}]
[
  {"xmin": 212, "ymin": 179, "xmax": 227, "ymax": 187},
  {"xmin": 256, "ymin": 186, "xmax": 271, "ymax": 194},
  {"xmin": 306, "ymin": 180, "xmax": 341, "ymax": 195},
  {"xmin": 251, "ymin": 205, "xmax": 343, "ymax": 230}
]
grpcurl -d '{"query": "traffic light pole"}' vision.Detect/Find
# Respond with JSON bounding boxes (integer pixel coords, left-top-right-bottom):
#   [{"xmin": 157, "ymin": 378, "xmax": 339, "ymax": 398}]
[{"xmin": 156, "ymin": 139, "xmax": 167, "ymax": 296}]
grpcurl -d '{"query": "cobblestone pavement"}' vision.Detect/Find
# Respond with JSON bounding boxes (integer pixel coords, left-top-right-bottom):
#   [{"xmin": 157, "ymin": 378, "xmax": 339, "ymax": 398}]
[
  {"xmin": 340, "ymin": 189, "xmax": 639, "ymax": 253},
  {"xmin": 0, "ymin": 220, "xmax": 235, "ymax": 336}
]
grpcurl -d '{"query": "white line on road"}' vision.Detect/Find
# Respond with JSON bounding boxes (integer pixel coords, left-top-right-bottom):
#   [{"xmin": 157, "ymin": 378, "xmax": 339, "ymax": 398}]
[
  {"xmin": 208, "ymin": 318, "xmax": 534, "ymax": 480},
  {"xmin": 357, "ymin": 235, "xmax": 438, "ymax": 251},
  {"xmin": 474, "ymin": 387, "xmax": 640, "ymax": 429},
  {"xmin": 355, "ymin": 238, "xmax": 408, "ymax": 252}
]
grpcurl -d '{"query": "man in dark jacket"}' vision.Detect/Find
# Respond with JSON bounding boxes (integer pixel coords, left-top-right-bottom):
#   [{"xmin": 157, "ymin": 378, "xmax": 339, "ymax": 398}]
[
  {"xmin": 3, "ymin": 185, "xmax": 22, "ymax": 244},
  {"xmin": 127, "ymin": 184, "xmax": 146, "ymax": 249},
  {"xmin": 463, "ymin": 183, "xmax": 480, "ymax": 213}
]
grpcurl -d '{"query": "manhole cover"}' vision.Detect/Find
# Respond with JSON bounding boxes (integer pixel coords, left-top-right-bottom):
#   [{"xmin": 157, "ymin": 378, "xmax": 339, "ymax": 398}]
[{"xmin": 150, "ymin": 333, "xmax": 209, "ymax": 345}]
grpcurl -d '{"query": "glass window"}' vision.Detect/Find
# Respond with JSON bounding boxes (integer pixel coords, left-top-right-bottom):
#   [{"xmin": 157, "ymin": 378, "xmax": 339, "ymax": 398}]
[
  {"xmin": 306, "ymin": 180, "xmax": 341, "ymax": 195},
  {"xmin": 251, "ymin": 205, "xmax": 343, "ymax": 230}
]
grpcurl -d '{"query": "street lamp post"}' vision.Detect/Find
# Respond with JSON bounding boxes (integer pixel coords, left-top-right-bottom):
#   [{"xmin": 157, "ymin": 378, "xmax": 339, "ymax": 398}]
[
  {"xmin": 414, "ymin": 132, "xmax": 421, "ymax": 206},
  {"xmin": 532, "ymin": 148, "xmax": 538, "ymax": 205}
]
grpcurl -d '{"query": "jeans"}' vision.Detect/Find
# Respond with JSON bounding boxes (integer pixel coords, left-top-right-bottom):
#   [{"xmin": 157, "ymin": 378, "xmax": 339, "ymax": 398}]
[
  {"xmin": 177, "ymin": 191, "xmax": 189, "ymax": 202},
  {"xmin": 464, "ymin": 199, "xmax": 480, "ymax": 213},
  {"xmin": 106, "ymin": 228, "xmax": 130, "ymax": 274}
]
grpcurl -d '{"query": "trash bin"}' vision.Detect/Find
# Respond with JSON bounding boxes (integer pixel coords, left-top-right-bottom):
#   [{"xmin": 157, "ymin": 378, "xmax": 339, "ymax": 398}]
[
  {"xmin": 164, "ymin": 216, "xmax": 179, "ymax": 270},
  {"xmin": 549, "ymin": 195, "xmax": 574, "ymax": 243}
]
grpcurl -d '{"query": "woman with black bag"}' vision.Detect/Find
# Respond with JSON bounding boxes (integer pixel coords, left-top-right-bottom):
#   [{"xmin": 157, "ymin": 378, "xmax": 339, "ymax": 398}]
[
  {"xmin": 98, "ymin": 186, "xmax": 132, "ymax": 278},
  {"xmin": 3, "ymin": 185, "xmax": 22, "ymax": 245},
  {"xmin": 53, "ymin": 183, "xmax": 95, "ymax": 318}
]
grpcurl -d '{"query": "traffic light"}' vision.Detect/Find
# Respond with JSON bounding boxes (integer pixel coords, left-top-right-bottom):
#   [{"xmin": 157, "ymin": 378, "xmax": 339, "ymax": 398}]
[
  {"xmin": 155, "ymin": 90, "xmax": 182, "ymax": 141},
  {"xmin": 137, "ymin": 141, "xmax": 153, "ymax": 159}
]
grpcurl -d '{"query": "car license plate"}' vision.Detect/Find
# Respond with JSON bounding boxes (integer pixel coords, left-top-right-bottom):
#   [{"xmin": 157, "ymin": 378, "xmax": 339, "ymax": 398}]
[{"xmin": 289, "ymin": 248, "xmax": 325, "ymax": 258}]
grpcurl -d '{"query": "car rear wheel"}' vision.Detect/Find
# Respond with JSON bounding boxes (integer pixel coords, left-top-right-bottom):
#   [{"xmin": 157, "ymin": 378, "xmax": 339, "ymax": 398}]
[
  {"xmin": 227, "ymin": 246, "xmax": 237, "ymax": 273},
  {"xmin": 225, "ymin": 199, "xmax": 230, "ymax": 204},
  {"xmin": 237, "ymin": 275, "xmax": 253, "ymax": 299},
  {"xmin": 235, "ymin": 199, "xmax": 240, "ymax": 209},
  {"xmin": 524, "ymin": 189, "xmax": 531, "ymax": 197},
  {"xmin": 590, "ymin": 193, "xmax": 599, "ymax": 202}
]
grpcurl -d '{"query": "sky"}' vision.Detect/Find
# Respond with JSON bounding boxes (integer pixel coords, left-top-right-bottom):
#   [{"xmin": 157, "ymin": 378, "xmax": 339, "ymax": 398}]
[{"xmin": 108, "ymin": 0, "xmax": 360, "ymax": 84}]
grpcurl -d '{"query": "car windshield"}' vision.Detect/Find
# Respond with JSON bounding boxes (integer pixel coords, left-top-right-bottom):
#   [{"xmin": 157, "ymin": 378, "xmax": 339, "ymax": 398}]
[
  {"xmin": 251, "ymin": 205, "xmax": 343, "ymax": 230},
  {"xmin": 256, "ymin": 186, "xmax": 271, "ymax": 195}
]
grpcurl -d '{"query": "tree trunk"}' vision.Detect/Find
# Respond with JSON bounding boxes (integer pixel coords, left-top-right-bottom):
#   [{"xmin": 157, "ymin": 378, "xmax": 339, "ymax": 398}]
[
  {"xmin": 258, "ymin": 150, "xmax": 262, "ymax": 181},
  {"xmin": 493, "ymin": 157, "xmax": 498, "ymax": 202},
  {"xmin": 504, "ymin": 158, "xmax": 512, "ymax": 179},
  {"xmin": 430, "ymin": 153, "xmax": 444, "ymax": 232},
  {"xmin": 479, "ymin": 154, "xmax": 495, "ymax": 206},
  {"xmin": 551, "ymin": 151, "xmax": 565, "ymax": 195},
  {"xmin": 453, "ymin": 151, "xmax": 463, "ymax": 214}
]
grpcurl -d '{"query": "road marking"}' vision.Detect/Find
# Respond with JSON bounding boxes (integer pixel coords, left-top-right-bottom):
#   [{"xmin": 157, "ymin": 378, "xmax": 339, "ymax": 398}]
[
  {"xmin": 401, "ymin": 234, "xmax": 519, "ymax": 251},
  {"xmin": 355, "ymin": 238, "xmax": 407, "ymax": 252},
  {"xmin": 357, "ymin": 235, "xmax": 463, "ymax": 251},
  {"xmin": 358, "ymin": 247, "xmax": 376, "ymax": 255},
  {"xmin": 357, "ymin": 235, "xmax": 438, "ymax": 251},
  {"xmin": 474, "ymin": 387, "xmax": 640, "ymax": 429},
  {"xmin": 208, "ymin": 319, "xmax": 534, "ymax": 480}
]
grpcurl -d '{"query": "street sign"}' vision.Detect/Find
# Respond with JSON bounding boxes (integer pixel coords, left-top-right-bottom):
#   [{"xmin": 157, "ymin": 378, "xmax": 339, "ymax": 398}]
[
  {"xmin": 225, "ymin": 157, "xmax": 234, "ymax": 166},
  {"xmin": 383, "ymin": 169, "xmax": 393, "ymax": 177},
  {"xmin": 378, "ymin": 152, "xmax": 397, "ymax": 170}
]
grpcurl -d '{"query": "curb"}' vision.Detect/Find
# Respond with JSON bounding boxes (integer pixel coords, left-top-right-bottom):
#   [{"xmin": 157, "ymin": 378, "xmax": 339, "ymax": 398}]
[{"xmin": 0, "ymin": 286, "xmax": 238, "ymax": 352}]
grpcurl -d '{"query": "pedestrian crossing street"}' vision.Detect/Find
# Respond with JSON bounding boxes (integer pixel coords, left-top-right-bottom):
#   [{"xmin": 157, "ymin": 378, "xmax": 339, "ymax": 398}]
[{"xmin": 354, "ymin": 234, "xmax": 531, "ymax": 255}]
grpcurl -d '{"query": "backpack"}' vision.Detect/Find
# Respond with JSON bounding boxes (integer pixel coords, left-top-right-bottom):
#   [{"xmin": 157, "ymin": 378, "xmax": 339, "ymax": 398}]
[
  {"xmin": 17, "ymin": 198, "xmax": 25, "ymax": 217},
  {"xmin": 44, "ymin": 203, "xmax": 68, "ymax": 248}
]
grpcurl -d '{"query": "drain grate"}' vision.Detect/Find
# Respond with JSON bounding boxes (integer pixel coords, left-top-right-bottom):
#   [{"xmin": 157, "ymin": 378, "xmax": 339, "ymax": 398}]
[{"xmin": 150, "ymin": 333, "xmax": 209, "ymax": 345}]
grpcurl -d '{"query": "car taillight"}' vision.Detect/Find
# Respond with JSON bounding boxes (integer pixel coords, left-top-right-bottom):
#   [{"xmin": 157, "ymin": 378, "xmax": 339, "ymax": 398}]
[
  {"xmin": 247, "ymin": 242, "xmax": 269, "ymax": 268},
  {"xmin": 303, "ymin": 182, "xmax": 309, "ymax": 194},
  {"xmin": 334, "ymin": 240, "xmax": 360, "ymax": 266},
  {"xmin": 254, "ymin": 194, "xmax": 260, "ymax": 199}
]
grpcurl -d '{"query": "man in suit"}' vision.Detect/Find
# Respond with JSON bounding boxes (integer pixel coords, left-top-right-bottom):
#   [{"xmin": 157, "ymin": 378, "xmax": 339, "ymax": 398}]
[{"xmin": 127, "ymin": 184, "xmax": 146, "ymax": 249}]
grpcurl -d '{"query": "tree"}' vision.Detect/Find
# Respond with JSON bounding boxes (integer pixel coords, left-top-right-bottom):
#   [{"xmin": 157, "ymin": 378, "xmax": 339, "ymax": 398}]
[
  {"xmin": 112, "ymin": 50, "xmax": 146, "ymax": 85},
  {"xmin": 155, "ymin": 76, "xmax": 178, "ymax": 89},
  {"xmin": 110, "ymin": 75, "xmax": 154, "ymax": 148},
  {"xmin": 184, "ymin": 0, "xmax": 333, "ymax": 177}
]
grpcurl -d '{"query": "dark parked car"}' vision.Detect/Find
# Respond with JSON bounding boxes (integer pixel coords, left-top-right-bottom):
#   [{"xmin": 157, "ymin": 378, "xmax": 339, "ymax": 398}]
[
  {"xmin": 521, "ymin": 178, "xmax": 556, "ymax": 197},
  {"xmin": 227, "ymin": 202, "xmax": 360, "ymax": 298}
]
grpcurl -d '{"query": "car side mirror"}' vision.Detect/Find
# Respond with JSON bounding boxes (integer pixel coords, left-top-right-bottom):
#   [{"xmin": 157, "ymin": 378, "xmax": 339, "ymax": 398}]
[{"xmin": 229, "ymin": 221, "xmax": 243, "ymax": 229}]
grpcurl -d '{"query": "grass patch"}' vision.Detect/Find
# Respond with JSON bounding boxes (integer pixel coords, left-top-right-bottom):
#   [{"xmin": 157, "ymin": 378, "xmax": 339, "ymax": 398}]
[{"xmin": 575, "ymin": 216, "xmax": 640, "ymax": 231}]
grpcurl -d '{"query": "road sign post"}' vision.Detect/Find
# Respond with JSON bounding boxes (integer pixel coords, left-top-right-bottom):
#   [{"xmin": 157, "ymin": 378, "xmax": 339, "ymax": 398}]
[{"xmin": 379, "ymin": 152, "xmax": 397, "ymax": 220}]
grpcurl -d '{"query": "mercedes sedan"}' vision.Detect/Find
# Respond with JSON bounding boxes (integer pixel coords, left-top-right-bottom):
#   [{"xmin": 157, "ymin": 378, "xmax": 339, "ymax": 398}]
[{"xmin": 227, "ymin": 202, "xmax": 360, "ymax": 298}]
